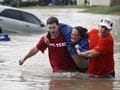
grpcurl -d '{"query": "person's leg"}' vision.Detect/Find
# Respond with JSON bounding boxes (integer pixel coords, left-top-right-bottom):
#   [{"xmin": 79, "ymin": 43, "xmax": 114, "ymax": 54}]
[
  {"xmin": 103, "ymin": 72, "xmax": 115, "ymax": 78},
  {"xmin": 71, "ymin": 55, "xmax": 88, "ymax": 70}
]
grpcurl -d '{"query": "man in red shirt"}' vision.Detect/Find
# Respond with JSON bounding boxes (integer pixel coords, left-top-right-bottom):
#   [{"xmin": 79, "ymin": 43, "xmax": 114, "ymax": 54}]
[
  {"xmin": 75, "ymin": 18, "xmax": 115, "ymax": 78},
  {"xmin": 19, "ymin": 17, "xmax": 77, "ymax": 72}
]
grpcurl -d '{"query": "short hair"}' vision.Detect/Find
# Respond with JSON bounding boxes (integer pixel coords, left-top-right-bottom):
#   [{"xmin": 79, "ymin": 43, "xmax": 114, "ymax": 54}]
[{"xmin": 47, "ymin": 16, "xmax": 59, "ymax": 25}]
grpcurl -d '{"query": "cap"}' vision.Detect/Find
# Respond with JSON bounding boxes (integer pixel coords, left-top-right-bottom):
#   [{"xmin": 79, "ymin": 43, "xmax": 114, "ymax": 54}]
[{"xmin": 99, "ymin": 18, "xmax": 113, "ymax": 30}]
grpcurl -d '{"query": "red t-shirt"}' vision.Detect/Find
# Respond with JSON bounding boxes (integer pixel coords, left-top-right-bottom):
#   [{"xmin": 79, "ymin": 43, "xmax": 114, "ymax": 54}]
[
  {"xmin": 87, "ymin": 29, "xmax": 114, "ymax": 77},
  {"xmin": 36, "ymin": 34, "xmax": 77, "ymax": 72}
]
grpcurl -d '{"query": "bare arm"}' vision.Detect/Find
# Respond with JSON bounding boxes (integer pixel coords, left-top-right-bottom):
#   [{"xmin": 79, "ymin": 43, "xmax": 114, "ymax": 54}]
[
  {"xmin": 19, "ymin": 46, "xmax": 39, "ymax": 65},
  {"xmin": 76, "ymin": 49, "xmax": 100, "ymax": 58}
]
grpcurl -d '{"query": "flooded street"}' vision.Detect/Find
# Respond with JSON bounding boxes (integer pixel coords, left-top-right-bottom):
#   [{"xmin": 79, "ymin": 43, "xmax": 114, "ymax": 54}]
[{"xmin": 0, "ymin": 8, "xmax": 120, "ymax": 90}]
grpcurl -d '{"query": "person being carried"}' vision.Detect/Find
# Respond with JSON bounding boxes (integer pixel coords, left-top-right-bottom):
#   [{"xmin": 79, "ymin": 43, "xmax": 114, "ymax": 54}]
[
  {"xmin": 69, "ymin": 26, "xmax": 89, "ymax": 72},
  {"xmin": 59, "ymin": 25, "xmax": 89, "ymax": 72}
]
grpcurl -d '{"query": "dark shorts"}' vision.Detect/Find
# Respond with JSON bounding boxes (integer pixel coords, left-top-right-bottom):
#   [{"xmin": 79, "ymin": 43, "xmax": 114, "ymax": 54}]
[
  {"xmin": 89, "ymin": 72, "xmax": 115, "ymax": 78},
  {"xmin": 103, "ymin": 72, "xmax": 115, "ymax": 78},
  {"xmin": 76, "ymin": 67, "xmax": 88, "ymax": 73}
]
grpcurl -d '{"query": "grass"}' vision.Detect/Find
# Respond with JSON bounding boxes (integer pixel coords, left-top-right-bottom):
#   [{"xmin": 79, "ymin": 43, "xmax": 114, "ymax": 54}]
[
  {"xmin": 83, "ymin": 5, "xmax": 120, "ymax": 15},
  {"xmin": 22, "ymin": 5, "xmax": 120, "ymax": 15}
]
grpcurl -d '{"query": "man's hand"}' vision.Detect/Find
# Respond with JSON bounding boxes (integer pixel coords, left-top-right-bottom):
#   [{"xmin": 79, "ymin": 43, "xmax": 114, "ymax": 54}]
[
  {"xmin": 75, "ymin": 44, "xmax": 80, "ymax": 49},
  {"xmin": 44, "ymin": 32, "xmax": 49, "ymax": 44},
  {"xmin": 19, "ymin": 59, "xmax": 25, "ymax": 65},
  {"xmin": 44, "ymin": 36, "xmax": 49, "ymax": 44},
  {"xmin": 75, "ymin": 44, "xmax": 81, "ymax": 54}
]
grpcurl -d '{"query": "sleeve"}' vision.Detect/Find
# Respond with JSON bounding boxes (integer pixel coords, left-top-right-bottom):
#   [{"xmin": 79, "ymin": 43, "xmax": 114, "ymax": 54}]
[
  {"xmin": 36, "ymin": 36, "xmax": 48, "ymax": 53},
  {"xmin": 75, "ymin": 37, "xmax": 89, "ymax": 60},
  {"xmin": 59, "ymin": 23, "xmax": 72, "ymax": 41},
  {"xmin": 67, "ymin": 37, "xmax": 89, "ymax": 55},
  {"xmin": 67, "ymin": 42, "xmax": 77, "ymax": 55},
  {"xmin": 59, "ymin": 23, "xmax": 74, "ymax": 54},
  {"xmin": 94, "ymin": 37, "xmax": 113, "ymax": 54},
  {"xmin": 78, "ymin": 37, "xmax": 89, "ymax": 52}
]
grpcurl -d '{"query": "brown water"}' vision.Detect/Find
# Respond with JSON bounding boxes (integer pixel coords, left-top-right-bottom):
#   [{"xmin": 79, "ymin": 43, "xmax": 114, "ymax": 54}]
[{"xmin": 0, "ymin": 8, "xmax": 120, "ymax": 90}]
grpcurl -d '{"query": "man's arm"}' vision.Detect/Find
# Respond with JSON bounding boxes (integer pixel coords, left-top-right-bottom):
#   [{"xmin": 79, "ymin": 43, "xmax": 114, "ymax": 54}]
[
  {"xmin": 19, "ymin": 36, "xmax": 47, "ymax": 65},
  {"xmin": 76, "ymin": 48, "xmax": 100, "ymax": 58},
  {"xmin": 19, "ymin": 47, "xmax": 39, "ymax": 65}
]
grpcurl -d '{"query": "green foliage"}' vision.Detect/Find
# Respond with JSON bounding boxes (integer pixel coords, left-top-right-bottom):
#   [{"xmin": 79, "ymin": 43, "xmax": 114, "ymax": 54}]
[
  {"xmin": 21, "ymin": 5, "xmax": 120, "ymax": 15},
  {"xmin": 84, "ymin": 5, "xmax": 120, "ymax": 15}
]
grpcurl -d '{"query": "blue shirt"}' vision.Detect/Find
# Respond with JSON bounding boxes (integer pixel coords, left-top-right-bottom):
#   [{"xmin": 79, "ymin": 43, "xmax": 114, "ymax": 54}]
[{"xmin": 59, "ymin": 23, "xmax": 89, "ymax": 55}]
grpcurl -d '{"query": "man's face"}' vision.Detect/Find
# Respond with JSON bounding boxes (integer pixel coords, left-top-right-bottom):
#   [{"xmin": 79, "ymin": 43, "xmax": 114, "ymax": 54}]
[
  {"xmin": 47, "ymin": 23, "xmax": 59, "ymax": 36},
  {"xmin": 98, "ymin": 25, "xmax": 111, "ymax": 37}
]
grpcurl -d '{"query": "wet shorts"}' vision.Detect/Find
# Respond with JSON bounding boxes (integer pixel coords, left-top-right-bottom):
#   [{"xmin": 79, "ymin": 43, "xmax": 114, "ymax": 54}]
[{"xmin": 76, "ymin": 67, "xmax": 88, "ymax": 73}]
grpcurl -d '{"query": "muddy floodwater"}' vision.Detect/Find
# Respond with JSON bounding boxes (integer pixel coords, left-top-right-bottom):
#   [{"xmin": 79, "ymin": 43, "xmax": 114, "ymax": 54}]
[{"xmin": 0, "ymin": 8, "xmax": 120, "ymax": 90}]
